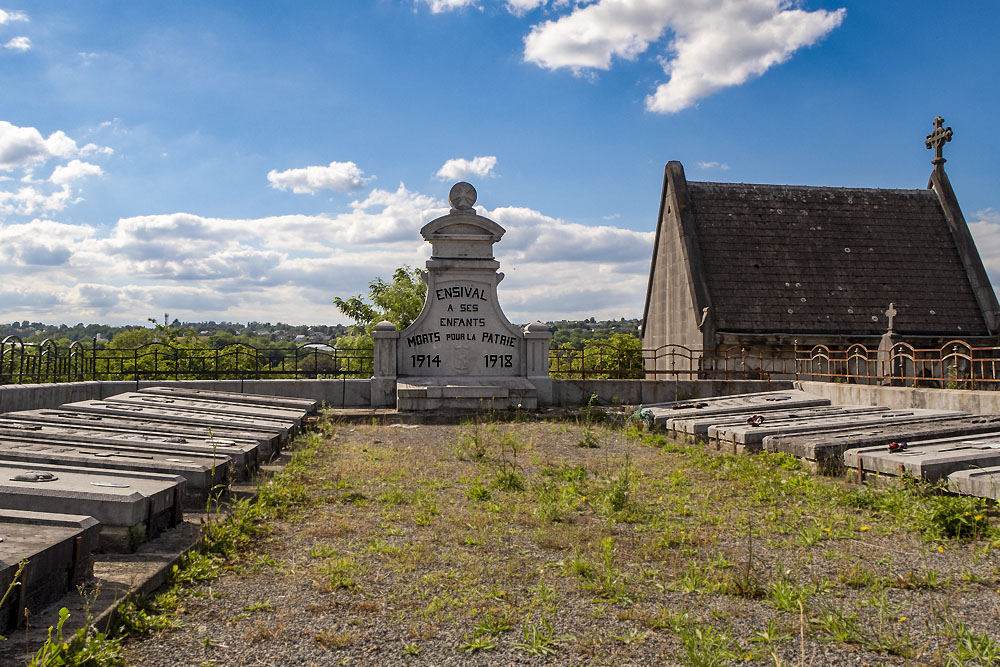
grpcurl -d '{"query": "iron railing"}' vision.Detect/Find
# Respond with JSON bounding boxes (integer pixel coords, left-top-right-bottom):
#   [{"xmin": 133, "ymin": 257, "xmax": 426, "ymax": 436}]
[
  {"xmin": 794, "ymin": 340, "xmax": 1000, "ymax": 390},
  {"xmin": 6, "ymin": 334, "xmax": 1000, "ymax": 389},
  {"xmin": 0, "ymin": 336, "xmax": 373, "ymax": 385}
]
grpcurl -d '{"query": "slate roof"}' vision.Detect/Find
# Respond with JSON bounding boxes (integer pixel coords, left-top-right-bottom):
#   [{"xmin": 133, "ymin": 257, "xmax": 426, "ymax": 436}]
[{"xmin": 687, "ymin": 181, "xmax": 990, "ymax": 337}]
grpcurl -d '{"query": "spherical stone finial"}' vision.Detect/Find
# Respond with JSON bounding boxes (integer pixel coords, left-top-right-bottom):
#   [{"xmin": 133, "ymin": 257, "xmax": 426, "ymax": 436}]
[
  {"xmin": 373, "ymin": 320, "xmax": 397, "ymax": 331},
  {"xmin": 449, "ymin": 182, "xmax": 477, "ymax": 211}
]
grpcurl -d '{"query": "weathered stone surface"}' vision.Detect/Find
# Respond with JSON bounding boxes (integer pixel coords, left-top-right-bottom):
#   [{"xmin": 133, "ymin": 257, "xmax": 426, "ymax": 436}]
[
  {"xmin": 0, "ymin": 510, "xmax": 100, "ymax": 631},
  {"xmin": 844, "ymin": 440, "xmax": 1000, "ymax": 482},
  {"xmin": 763, "ymin": 414, "xmax": 1000, "ymax": 461},
  {"xmin": 102, "ymin": 392, "xmax": 305, "ymax": 429},
  {"xmin": 0, "ymin": 418, "xmax": 257, "ymax": 473},
  {"xmin": 0, "ymin": 462, "xmax": 184, "ymax": 550},
  {"xmin": 60, "ymin": 400, "xmax": 293, "ymax": 438},
  {"xmin": 396, "ymin": 377, "xmax": 537, "ymax": 411},
  {"xmin": 0, "ymin": 437, "xmax": 231, "ymax": 498},
  {"xmin": 5, "ymin": 408, "xmax": 280, "ymax": 456},
  {"xmin": 647, "ymin": 390, "xmax": 830, "ymax": 425},
  {"xmin": 710, "ymin": 409, "xmax": 963, "ymax": 451},
  {"xmin": 137, "ymin": 386, "xmax": 318, "ymax": 411},
  {"xmin": 947, "ymin": 466, "xmax": 1000, "ymax": 500},
  {"xmin": 666, "ymin": 405, "xmax": 886, "ymax": 438}
]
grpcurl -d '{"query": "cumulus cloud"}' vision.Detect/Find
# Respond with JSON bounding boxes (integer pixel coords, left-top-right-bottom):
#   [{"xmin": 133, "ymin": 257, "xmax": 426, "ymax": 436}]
[
  {"xmin": 0, "ymin": 9, "xmax": 27, "ymax": 24},
  {"xmin": 0, "ymin": 121, "xmax": 95, "ymax": 170},
  {"xmin": 49, "ymin": 159, "xmax": 103, "ymax": 185},
  {"xmin": 435, "ymin": 155, "xmax": 497, "ymax": 181},
  {"xmin": 2, "ymin": 35, "xmax": 29, "ymax": 51},
  {"xmin": 266, "ymin": 160, "xmax": 371, "ymax": 195},
  {"xmin": 522, "ymin": 0, "xmax": 844, "ymax": 113},
  {"xmin": 0, "ymin": 179, "xmax": 655, "ymax": 324},
  {"xmin": 697, "ymin": 161, "xmax": 730, "ymax": 170}
]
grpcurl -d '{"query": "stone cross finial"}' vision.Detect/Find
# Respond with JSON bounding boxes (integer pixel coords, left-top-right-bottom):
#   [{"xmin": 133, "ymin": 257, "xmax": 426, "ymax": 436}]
[
  {"xmin": 449, "ymin": 182, "xmax": 477, "ymax": 212},
  {"xmin": 925, "ymin": 116, "xmax": 953, "ymax": 165},
  {"xmin": 885, "ymin": 302, "xmax": 897, "ymax": 332}
]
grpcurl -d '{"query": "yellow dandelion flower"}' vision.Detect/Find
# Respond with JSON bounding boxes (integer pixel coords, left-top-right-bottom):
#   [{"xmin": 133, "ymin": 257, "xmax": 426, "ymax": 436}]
[
  {"xmin": 974, "ymin": 515, "xmax": 983, "ymax": 521},
  {"xmin": 898, "ymin": 616, "xmax": 907, "ymax": 623},
  {"xmin": 860, "ymin": 526, "xmax": 870, "ymax": 532},
  {"xmin": 938, "ymin": 545, "xmax": 944, "ymax": 552},
  {"xmin": 964, "ymin": 511, "xmax": 971, "ymax": 516},
  {"xmin": 823, "ymin": 528, "xmax": 831, "ymax": 533}
]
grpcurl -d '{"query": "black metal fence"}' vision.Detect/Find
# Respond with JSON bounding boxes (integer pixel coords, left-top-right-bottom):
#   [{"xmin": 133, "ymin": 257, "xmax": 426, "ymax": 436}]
[{"xmin": 0, "ymin": 336, "xmax": 373, "ymax": 385}]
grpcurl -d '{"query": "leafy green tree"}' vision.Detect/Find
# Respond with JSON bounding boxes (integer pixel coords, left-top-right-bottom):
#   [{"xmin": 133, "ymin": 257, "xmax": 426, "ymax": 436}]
[{"xmin": 333, "ymin": 265, "xmax": 426, "ymax": 334}]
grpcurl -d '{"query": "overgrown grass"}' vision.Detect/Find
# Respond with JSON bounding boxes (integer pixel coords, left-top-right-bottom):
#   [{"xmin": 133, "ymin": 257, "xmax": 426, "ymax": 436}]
[{"xmin": 112, "ymin": 414, "xmax": 1000, "ymax": 665}]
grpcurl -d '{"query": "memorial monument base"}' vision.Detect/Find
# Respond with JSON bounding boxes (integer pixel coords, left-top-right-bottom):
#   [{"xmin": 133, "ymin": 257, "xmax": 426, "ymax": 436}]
[{"xmin": 396, "ymin": 376, "xmax": 538, "ymax": 411}]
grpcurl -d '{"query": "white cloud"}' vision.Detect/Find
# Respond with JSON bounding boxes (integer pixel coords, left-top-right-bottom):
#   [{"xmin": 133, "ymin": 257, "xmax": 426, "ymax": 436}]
[
  {"xmin": 522, "ymin": 0, "xmax": 844, "ymax": 113},
  {"xmin": 49, "ymin": 159, "xmax": 103, "ymax": 186},
  {"xmin": 0, "ymin": 122, "xmax": 95, "ymax": 170},
  {"xmin": 0, "ymin": 180, "xmax": 656, "ymax": 324},
  {"xmin": 697, "ymin": 161, "xmax": 730, "ymax": 170},
  {"xmin": 506, "ymin": 0, "xmax": 546, "ymax": 15},
  {"xmin": 266, "ymin": 160, "xmax": 371, "ymax": 195},
  {"xmin": 435, "ymin": 155, "xmax": 498, "ymax": 181},
  {"xmin": 969, "ymin": 208, "xmax": 1000, "ymax": 289},
  {"xmin": 420, "ymin": 0, "xmax": 478, "ymax": 12},
  {"xmin": 0, "ymin": 9, "xmax": 27, "ymax": 24},
  {"xmin": 3, "ymin": 36, "xmax": 29, "ymax": 51}
]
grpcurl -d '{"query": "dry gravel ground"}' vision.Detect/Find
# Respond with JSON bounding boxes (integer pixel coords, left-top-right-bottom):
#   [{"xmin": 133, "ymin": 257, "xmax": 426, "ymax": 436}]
[{"xmin": 120, "ymin": 415, "xmax": 1000, "ymax": 666}]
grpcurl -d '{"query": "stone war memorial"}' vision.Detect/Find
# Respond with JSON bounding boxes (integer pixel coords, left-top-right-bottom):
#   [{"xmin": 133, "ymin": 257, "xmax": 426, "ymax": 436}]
[{"xmin": 371, "ymin": 181, "xmax": 552, "ymax": 411}]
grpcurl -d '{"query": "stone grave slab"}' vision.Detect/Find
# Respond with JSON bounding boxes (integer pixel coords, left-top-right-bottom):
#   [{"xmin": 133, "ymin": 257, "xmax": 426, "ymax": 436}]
[
  {"xmin": 0, "ymin": 510, "xmax": 100, "ymax": 631},
  {"xmin": 60, "ymin": 400, "xmax": 293, "ymax": 439},
  {"xmin": 844, "ymin": 440, "xmax": 1000, "ymax": 483},
  {"xmin": 645, "ymin": 390, "xmax": 831, "ymax": 427},
  {"xmin": 665, "ymin": 406, "xmax": 886, "ymax": 438},
  {"xmin": 710, "ymin": 409, "xmax": 963, "ymax": 451},
  {"xmin": 762, "ymin": 414, "xmax": 1000, "ymax": 462},
  {"xmin": 137, "ymin": 386, "xmax": 318, "ymax": 412},
  {"xmin": 0, "ymin": 417, "xmax": 259, "ymax": 472},
  {"xmin": 0, "ymin": 462, "xmax": 184, "ymax": 551},
  {"xmin": 397, "ymin": 377, "xmax": 538, "ymax": 411},
  {"xmin": 0, "ymin": 438, "xmax": 230, "ymax": 500},
  {"xmin": 947, "ymin": 466, "xmax": 1000, "ymax": 500},
  {"xmin": 5, "ymin": 409, "xmax": 280, "ymax": 456},
  {"xmin": 103, "ymin": 392, "xmax": 306, "ymax": 428}
]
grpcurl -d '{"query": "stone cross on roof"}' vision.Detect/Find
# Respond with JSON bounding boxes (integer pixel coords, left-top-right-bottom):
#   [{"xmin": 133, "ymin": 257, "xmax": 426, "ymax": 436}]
[
  {"xmin": 925, "ymin": 116, "xmax": 953, "ymax": 166},
  {"xmin": 885, "ymin": 302, "xmax": 897, "ymax": 332}
]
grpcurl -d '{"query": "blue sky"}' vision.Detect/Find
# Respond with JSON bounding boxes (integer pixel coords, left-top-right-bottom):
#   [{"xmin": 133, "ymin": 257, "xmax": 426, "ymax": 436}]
[{"xmin": 1, "ymin": 1, "xmax": 999, "ymax": 326}]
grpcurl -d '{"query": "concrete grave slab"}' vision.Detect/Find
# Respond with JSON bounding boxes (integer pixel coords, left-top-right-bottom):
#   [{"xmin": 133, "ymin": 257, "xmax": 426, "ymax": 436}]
[
  {"xmin": 0, "ymin": 461, "xmax": 184, "ymax": 551},
  {"xmin": 0, "ymin": 417, "xmax": 259, "ymax": 472},
  {"xmin": 102, "ymin": 392, "xmax": 305, "ymax": 430},
  {"xmin": 60, "ymin": 400, "xmax": 294, "ymax": 439},
  {"xmin": 947, "ymin": 466, "xmax": 1000, "ymax": 500},
  {"xmin": 397, "ymin": 376, "xmax": 537, "ymax": 411},
  {"xmin": 645, "ymin": 390, "xmax": 831, "ymax": 427},
  {"xmin": 5, "ymin": 409, "xmax": 280, "ymax": 457},
  {"xmin": 0, "ymin": 437, "xmax": 230, "ymax": 500},
  {"xmin": 665, "ymin": 406, "xmax": 886, "ymax": 438},
  {"xmin": 844, "ymin": 440, "xmax": 1000, "ymax": 483},
  {"xmin": 137, "ymin": 386, "xmax": 318, "ymax": 412},
  {"xmin": 710, "ymin": 409, "xmax": 963, "ymax": 451},
  {"xmin": 762, "ymin": 414, "xmax": 1000, "ymax": 462},
  {"xmin": 0, "ymin": 510, "xmax": 100, "ymax": 631}
]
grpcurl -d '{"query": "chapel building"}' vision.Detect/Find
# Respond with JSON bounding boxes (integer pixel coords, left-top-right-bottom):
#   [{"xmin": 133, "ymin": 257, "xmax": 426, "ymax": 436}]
[{"xmin": 640, "ymin": 118, "xmax": 1000, "ymax": 376}]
